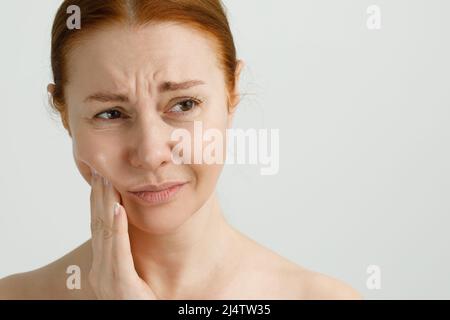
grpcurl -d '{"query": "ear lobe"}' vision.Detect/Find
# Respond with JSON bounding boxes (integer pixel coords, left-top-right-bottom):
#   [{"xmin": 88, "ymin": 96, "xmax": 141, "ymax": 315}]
[
  {"xmin": 235, "ymin": 59, "xmax": 245, "ymax": 78},
  {"xmin": 47, "ymin": 83, "xmax": 57, "ymax": 110},
  {"xmin": 47, "ymin": 83, "xmax": 72, "ymax": 138},
  {"xmin": 47, "ymin": 83, "xmax": 56, "ymax": 95}
]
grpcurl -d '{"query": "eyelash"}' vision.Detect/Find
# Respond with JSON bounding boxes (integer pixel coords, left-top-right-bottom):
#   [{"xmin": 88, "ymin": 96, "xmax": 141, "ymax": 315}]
[{"xmin": 93, "ymin": 97, "xmax": 203, "ymax": 121}]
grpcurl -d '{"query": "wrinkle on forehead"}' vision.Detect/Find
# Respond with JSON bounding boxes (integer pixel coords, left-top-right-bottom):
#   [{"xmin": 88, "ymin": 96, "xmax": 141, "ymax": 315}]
[{"xmin": 65, "ymin": 22, "xmax": 224, "ymax": 100}]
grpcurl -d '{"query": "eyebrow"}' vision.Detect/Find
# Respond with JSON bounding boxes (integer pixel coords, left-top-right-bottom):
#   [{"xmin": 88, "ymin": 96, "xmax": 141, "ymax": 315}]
[{"xmin": 83, "ymin": 80, "xmax": 205, "ymax": 103}]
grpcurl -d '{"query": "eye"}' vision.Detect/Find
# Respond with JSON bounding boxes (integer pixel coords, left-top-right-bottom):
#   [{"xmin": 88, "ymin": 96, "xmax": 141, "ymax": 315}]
[
  {"xmin": 94, "ymin": 109, "xmax": 123, "ymax": 120},
  {"xmin": 168, "ymin": 98, "xmax": 202, "ymax": 116}
]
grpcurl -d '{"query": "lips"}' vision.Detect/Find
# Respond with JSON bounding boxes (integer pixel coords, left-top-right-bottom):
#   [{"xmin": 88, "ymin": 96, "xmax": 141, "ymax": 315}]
[
  {"xmin": 128, "ymin": 182, "xmax": 187, "ymax": 205},
  {"xmin": 129, "ymin": 181, "xmax": 188, "ymax": 192}
]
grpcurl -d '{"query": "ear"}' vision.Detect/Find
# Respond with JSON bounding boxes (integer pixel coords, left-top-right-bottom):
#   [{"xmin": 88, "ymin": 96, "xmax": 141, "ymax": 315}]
[
  {"xmin": 47, "ymin": 83, "xmax": 55, "ymax": 96},
  {"xmin": 227, "ymin": 59, "xmax": 245, "ymax": 128},
  {"xmin": 47, "ymin": 83, "xmax": 72, "ymax": 137}
]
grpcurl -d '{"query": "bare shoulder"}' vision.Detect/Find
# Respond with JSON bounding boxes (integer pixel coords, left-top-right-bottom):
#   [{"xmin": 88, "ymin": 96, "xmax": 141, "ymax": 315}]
[
  {"xmin": 0, "ymin": 240, "xmax": 95, "ymax": 300},
  {"xmin": 299, "ymin": 269, "xmax": 363, "ymax": 300},
  {"xmin": 271, "ymin": 257, "xmax": 362, "ymax": 300},
  {"xmin": 236, "ymin": 233, "xmax": 362, "ymax": 300},
  {"xmin": 265, "ymin": 255, "xmax": 362, "ymax": 300},
  {"xmin": 0, "ymin": 269, "xmax": 43, "ymax": 300}
]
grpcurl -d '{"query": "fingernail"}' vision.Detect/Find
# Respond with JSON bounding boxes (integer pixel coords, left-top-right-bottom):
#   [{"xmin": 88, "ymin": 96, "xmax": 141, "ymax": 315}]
[
  {"xmin": 114, "ymin": 202, "xmax": 121, "ymax": 216},
  {"xmin": 103, "ymin": 177, "xmax": 110, "ymax": 186},
  {"xmin": 91, "ymin": 168, "xmax": 98, "ymax": 177}
]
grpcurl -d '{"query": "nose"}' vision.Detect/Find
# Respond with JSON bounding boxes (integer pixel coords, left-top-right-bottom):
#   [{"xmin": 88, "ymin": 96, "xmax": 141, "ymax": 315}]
[{"xmin": 128, "ymin": 112, "xmax": 174, "ymax": 171}]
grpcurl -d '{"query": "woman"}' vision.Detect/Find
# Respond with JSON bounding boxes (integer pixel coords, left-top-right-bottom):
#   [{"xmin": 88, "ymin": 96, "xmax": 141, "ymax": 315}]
[{"xmin": 0, "ymin": 0, "xmax": 361, "ymax": 299}]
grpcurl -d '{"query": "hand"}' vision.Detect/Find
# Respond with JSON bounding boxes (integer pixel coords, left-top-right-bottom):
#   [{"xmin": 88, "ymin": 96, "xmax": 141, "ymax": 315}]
[{"xmin": 88, "ymin": 168, "xmax": 157, "ymax": 300}]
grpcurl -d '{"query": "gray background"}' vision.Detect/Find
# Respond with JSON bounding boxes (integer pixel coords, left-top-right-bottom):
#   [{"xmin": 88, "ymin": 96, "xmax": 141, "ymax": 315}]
[{"xmin": 0, "ymin": 0, "xmax": 449, "ymax": 299}]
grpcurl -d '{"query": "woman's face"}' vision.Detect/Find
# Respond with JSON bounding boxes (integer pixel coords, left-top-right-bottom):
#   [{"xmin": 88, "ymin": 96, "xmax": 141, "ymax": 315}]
[{"xmin": 61, "ymin": 22, "xmax": 238, "ymax": 234}]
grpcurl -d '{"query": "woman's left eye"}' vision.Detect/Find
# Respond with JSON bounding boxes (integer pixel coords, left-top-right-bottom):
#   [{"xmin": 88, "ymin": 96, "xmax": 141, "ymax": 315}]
[{"xmin": 168, "ymin": 98, "xmax": 202, "ymax": 115}]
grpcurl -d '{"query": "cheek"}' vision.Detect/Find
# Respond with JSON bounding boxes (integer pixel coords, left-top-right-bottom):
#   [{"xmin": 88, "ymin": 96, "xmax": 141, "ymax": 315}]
[
  {"xmin": 71, "ymin": 131, "xmax": 123, "ymax": 184},
  {"xmin": 191, "ymin": 162, "xmax": 223, "ymax": 197},
  {"xmin": 189, "ymin": 125, "xmax": 227, "ymax": 198}
]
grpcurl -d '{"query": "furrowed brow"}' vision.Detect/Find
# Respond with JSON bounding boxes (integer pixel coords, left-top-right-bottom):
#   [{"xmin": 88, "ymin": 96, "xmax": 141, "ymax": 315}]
[
  {"xmin": 158, "ymin": 80, "xmax": 205, "ymax": 92},
  {"xmin": 84, "ymin": 80, "xmax": 205, "ymax": 103},
  {"xmin": 84, "ymin": 92, "xmax": 129, "ymax": 103}
]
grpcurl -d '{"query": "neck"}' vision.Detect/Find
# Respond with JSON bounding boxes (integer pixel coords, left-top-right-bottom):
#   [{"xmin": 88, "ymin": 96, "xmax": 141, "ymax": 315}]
[{"xmin": 128, "ymin": 191, "xmax": 237, "ymax": 299}]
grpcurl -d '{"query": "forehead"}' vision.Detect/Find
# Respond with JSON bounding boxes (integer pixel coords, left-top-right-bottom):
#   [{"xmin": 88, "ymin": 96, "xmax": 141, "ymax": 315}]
[{"xmin": 65, "ymin": 22, "xmax": 223, "ymax": 92}]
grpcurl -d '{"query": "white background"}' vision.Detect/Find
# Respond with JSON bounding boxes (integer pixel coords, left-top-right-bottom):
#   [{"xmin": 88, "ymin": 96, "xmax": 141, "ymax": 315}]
[{"xmin": 0, "ymin": 0, "xmax": 449, "ymax": 299}]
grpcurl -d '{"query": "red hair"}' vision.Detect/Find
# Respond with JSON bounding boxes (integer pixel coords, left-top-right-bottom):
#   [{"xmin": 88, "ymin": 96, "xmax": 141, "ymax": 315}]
[{"xmin": 49, "ymin": 0, "xmax": 239, "ymax": 130}]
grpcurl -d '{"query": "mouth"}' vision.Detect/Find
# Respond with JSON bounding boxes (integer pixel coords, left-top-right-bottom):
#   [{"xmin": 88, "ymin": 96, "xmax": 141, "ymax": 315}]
[{"xmin": 128, "ymin": 181, "xmax": 188, "ymax": 205}]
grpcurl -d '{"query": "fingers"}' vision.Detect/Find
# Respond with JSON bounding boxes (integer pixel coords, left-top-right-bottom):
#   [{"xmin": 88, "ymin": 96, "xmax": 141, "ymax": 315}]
[
  {"xmin": 89, "ymin": 169, "xmax": 121, "ymax": 238},
  {"xmin": 89, "ymin": 168, "xmax": 122, "ymax": 271},
  {"xmin": 89, "ymin": 169, "xmax": 103, "ymax": 273},
  {"xmin": 86, "ymin": 168, "xmax": 154, "ymax": 299},
  {"xmin": 112, "ymin": 203, "xmax": 136, "ymax": 276},
  {"xmin": 101, "ymin": 178, "xmax": 119, "ymax": 241},
  {"xmin": 90, "ymin": 169, "xmax": 104, "ymax": 235}
]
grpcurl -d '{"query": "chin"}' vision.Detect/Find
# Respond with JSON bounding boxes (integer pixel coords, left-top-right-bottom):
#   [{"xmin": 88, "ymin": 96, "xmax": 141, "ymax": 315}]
[{"xmin": 122, "ymin": 193, "xmax": 199, "ymax": 235}]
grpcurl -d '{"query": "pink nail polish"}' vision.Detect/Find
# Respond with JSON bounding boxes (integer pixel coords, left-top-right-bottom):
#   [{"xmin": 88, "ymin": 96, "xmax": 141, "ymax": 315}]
[{"xmin": 114, "ymin": 202, "xmax": 121, "ymax": 215}]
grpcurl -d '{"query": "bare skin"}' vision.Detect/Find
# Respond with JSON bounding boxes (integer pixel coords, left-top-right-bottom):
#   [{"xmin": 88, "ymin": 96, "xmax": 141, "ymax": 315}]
[
  {"xmin": 0, "ymin": 225, "xmax": 362, "ymax": 300},
  {"xmin": 0, "ymin": 175, "xmax": 362, "ymax": 299},
  {"xmin": 0, "ymin": 22, "xmax": 362, "ymax": 300},
  {"xmin": 0, "ymin": 180, "xmax": 361, "ymax": 300},
  {"xmin": 0, "ymin": 170, "xmax": 361, "ymax": 299}
]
